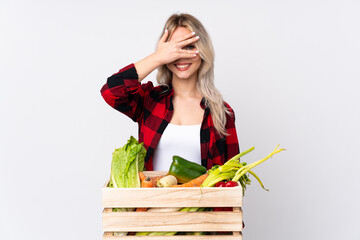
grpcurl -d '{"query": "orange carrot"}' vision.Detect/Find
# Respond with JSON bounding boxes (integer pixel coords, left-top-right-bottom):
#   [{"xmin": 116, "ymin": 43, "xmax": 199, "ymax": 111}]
[
  {"xmin": 172, "ymin": 174, "xmax": 208, "ymax": 187},
  {"xmin": 136, "ymin": 173, "xmax": 155, "ymax": 212},
  {"xmin": 135, "ymin": 207, "xmax": 148, "ymax": 212},
  {"xmin": 142, "ymin": 177, "xmax": 155, "ymax": 188},
  {"xmin": 139, "ymin": 172, "xmax": 146, "ymax": 182},
  {"xmin": 139, "ymin": 172, "xmax": 168, "ymax": 186}
]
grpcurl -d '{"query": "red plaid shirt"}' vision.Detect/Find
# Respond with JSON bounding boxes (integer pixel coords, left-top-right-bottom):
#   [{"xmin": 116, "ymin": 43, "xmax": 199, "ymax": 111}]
[{"xmin": 100, "ymin": 63, "xmax": 240, "ymax": 170}]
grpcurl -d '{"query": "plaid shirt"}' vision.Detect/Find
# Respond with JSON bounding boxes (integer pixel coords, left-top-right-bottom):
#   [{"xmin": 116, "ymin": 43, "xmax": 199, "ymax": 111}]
[{"xmin": 100, "ymin": 63, "xmax": 240, "ymax": 170}]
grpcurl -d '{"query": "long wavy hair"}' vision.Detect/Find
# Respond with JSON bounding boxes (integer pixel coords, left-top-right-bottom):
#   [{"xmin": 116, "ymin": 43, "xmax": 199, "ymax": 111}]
[{"xmin": 156, "ymin": 13, "xmax": 231, "ymax": 136}]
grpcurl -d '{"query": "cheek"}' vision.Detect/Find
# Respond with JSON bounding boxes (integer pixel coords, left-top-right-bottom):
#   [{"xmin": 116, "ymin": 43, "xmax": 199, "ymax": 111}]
[
  {"xmin": 195, "ymin": 54, "xmax": 202, "ymax": 63},
  {"xmin": 194, "ymin": 57, "xmax": 202, "ymax": 69},
  {"xmin": 166, "ymin": 64, "xmax": 174, "ymax": 71}
]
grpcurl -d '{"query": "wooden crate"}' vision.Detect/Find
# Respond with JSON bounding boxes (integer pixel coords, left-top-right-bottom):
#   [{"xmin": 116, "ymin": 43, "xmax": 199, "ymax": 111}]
[{"xmin": 102, "ymin": 171, "xmax": 243, "ymax": 239}]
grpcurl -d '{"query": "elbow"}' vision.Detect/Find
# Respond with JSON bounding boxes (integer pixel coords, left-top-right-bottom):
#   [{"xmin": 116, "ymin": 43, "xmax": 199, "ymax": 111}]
[{"xmin": 100, "ymin": 84, "xmax": 116, "ymax": 107}]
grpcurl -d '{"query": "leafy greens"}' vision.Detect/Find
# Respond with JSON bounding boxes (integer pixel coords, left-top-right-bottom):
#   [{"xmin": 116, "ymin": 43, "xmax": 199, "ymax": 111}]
[{"xmin": 109, "ymin": 136, "xmax": 146, "ymax": 188}]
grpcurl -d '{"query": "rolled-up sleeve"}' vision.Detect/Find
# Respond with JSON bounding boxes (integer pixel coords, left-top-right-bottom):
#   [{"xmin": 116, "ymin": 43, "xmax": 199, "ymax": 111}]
[{"xmin": 100, "ymin": 63, "xmax": 154, "ymax": 122}]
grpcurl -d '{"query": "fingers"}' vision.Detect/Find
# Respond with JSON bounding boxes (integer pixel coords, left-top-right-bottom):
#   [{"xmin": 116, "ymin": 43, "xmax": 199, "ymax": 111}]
[
  {"xmin": 179, "ymin": 50, "xmax": 200, "ymax": 59},
  {"xmin": 175, "ymin": 31, "xmax": 197, "ymax": 43},
  {"xmin": 179, "ymin": 49, "xmax": 199, "ymax": 55},
  {"xmin": 159, "ymin": 29, "xmax": 169, "ymax": 43},
  {"xmin": 177, "ymin": 35, "xmax": 200, "ymax": 48}
]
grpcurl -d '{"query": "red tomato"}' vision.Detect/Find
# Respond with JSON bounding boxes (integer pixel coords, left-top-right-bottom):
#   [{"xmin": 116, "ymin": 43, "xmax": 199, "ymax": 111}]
[
  {"xmin": 215, "ymin": 181, "xmax": 226, "ymax": 187},
  {"xmin": 225, "ymin": 181, "xmax": 239, "ymax": 187},
  {"xmin": 213, "ymin": 207, "xmax": 232, "ymax": 211},
  {"xmin": 222, "ymin": 207, "xmax": 233, "ymax": 211},
  {"xmin": 213, "ymin": 207, "xmax": 224, "ymax": 211}
]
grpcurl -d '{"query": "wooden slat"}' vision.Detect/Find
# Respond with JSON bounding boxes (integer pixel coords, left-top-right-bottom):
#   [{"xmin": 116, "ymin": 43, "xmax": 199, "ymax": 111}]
[
  {"xmin": 103, "ymin": 211, "xmax": 242, "ymax": 232},
  {"xmin": 233, "ymin": 207, "xmax": 241, "ymax": 213},
  {"xmin": 104, "ymin": 232, "xmax": 113, "ymax": 237},
  {"xmin": 103, "ymin": 171, "xmax": 243, "ymax": 239},
  {"xmin": 103, "ymin": 187, "xmax": 242, "ymax": 208},
  {"xmin": 103, "ymin": 234, "xmax": 242, "ymax": 240},
  {"xmin": 144, "ymin": 171, "xmax": 168, "ymax": 178}
]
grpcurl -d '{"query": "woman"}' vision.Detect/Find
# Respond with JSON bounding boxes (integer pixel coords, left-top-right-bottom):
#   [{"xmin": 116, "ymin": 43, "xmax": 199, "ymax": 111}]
[{"xmin": 101, "ymin": 13, "xmax": 240, "ymax": 171}]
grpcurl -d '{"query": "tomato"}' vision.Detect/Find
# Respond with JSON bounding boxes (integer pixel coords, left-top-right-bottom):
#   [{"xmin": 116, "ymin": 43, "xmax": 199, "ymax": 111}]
[
  {"xmin": 225, "ymin": 181, "xmax": 239, "ymax": 187},
  {"xmin": 215, "ymin": 181, "xmax": 226, "ymax": 187},
  {"xmin": 213, "ymin": 207, "xmax": 224, "ymax": 211}
]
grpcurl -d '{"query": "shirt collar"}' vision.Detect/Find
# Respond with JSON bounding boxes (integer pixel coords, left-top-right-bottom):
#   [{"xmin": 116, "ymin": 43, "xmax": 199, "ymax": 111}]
[
  {"xmin": 201, "ymin": 97, "xmax": 210, "ymax": 115},
  {"xmin": 200, "ymin": 97, "xmax": 206, "ymax": 109},
  {"xmin": 159, "ymin": 83, "xmax": 173, "ymax": 97}
]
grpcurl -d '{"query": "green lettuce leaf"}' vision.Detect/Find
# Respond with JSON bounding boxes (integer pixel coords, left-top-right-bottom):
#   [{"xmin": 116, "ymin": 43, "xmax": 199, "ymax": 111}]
[{"xmin": 110, "ymin": 136, "xmax": 146, "ymax": 188}]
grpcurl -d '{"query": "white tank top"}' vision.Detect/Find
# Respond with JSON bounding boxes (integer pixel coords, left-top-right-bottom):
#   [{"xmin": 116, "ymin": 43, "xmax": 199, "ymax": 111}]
[{"xmin": 152, "ymin": 123, "xmax": 202, "ymax": 171}]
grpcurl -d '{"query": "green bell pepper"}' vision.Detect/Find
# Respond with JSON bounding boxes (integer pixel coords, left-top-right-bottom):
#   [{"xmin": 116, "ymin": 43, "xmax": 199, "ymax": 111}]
[{"xmin": 168, "ymin": 155, "xmax": 207, "ymax": 183}]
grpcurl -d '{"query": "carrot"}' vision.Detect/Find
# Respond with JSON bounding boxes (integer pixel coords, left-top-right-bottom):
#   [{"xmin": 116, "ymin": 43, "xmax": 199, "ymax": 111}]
[
  {"xmin": 136, "ymin": 172, "xmax": 156, "ymax": 212},
  {"xmin": 139, "ymin": 172, "xmax": 167, "ymax": 186},
  {"xmin": 139, "ymin": 172, "xmax": 146, "ymax": 182},
  {"xmin": 135, "ymin": 207, "xmax": 148, "ymax": 212},
  {"xmin": 172, "ymin": 174, "xmax": 208, "ymax": 187},
  {"xmin": 142, "ymin": 177, "xmax": 155, "ymax": 188}
]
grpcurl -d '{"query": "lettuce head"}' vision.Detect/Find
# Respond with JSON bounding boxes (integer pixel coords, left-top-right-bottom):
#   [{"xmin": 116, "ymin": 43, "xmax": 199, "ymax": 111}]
[{"xmin": 110, "ymin": 136, "xmax": 146, "ymax": 188}]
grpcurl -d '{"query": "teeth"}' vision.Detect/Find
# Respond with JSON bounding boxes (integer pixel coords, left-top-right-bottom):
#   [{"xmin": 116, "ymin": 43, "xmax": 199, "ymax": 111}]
[{"xmin": 176, "ymin": 64, "xmax": 190, "ymax": 68}]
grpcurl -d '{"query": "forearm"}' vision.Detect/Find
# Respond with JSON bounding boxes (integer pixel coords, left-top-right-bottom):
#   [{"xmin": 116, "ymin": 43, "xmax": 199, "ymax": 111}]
[{"xmin": 134, "ymin": 52, "xmax": 163, "ymax": 82}]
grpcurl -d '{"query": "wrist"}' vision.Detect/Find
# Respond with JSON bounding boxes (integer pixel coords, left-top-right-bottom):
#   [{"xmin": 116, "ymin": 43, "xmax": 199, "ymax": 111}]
[{"xmin": 150, "ymin": 52, "xmax": 165, "ymax": 67}]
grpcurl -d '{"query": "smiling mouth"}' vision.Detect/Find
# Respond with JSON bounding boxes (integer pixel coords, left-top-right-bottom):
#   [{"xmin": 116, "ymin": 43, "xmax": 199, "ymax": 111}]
[{"xmin": 175, "ymin": 63, "xmax": 192, "ymax": 71}]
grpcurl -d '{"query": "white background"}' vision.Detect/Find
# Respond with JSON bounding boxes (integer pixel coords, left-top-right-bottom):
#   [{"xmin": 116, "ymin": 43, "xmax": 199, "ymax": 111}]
[{"xmin": 1, "ymin": 0, "xmax": 359, "ymax": 239}]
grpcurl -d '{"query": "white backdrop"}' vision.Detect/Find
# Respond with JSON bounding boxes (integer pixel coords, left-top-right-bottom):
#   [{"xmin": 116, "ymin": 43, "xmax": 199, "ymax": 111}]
[{"xmin": 1, "ymin": 0, "xmax": 359, "ymax": 239}]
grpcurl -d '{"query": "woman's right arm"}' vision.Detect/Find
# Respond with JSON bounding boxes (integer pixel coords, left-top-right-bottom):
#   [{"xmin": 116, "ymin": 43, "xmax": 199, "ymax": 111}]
[
  {"xmin": 100, "ymin": 53, "xmax": 164, "ymax": 122},
  {"xmin": 134, "ymin": 52, "xmax": 163, "ymax": 82},
  {"xmin": 134, "ymin": 29, "xmax": 200, "ymax": 81},
  {"xmin": 100, "ymin": 30, "xmax": 200, "ymax": 122},
  {"xmin": 100, "ymin": 62, "xmax": 153, "ymax": 122}
]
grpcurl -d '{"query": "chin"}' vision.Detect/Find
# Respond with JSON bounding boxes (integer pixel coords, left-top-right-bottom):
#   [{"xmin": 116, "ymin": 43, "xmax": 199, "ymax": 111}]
[{"xmin": 175, "ymin": 72, "xmax": 194, "ymax": 79}]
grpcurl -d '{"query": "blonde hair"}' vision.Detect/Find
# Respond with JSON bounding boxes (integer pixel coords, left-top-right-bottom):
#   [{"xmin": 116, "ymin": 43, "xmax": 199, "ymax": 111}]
[{"xmin": 156, "ymin": 13, "xmax": 232, "ymax": 136}]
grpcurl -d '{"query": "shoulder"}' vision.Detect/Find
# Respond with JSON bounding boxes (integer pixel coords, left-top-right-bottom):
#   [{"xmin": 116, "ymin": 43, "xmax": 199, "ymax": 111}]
[
  {"xmin": 224, "ymin": 101, "xmax": 236, "ymax": 120},
  {"xmin": 139, "ymin": 82, "xmax": 168, "ymax": 93},
  {"xmin": 224, "ymin": 101, "xmax": 234, "ymax": 112},
  {"xmin": 149, "ymin": 84, "xmax": 172, "ymax": 98},
  {"xmin": 139, "ymin": 82, "xmax": 172, "ymax": 103}
]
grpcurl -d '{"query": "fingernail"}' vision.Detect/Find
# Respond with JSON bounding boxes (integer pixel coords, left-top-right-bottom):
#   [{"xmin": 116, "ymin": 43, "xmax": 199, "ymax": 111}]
[
  {"xmin": 195, "ymin": 50, "xmax": 199, "ymax": 54},
  {"xmin": 165, "ymin": 29, "xmax": 168, "ymax": 33},
  {"xmin": 196, "ymin": 36, "xmax": 200, "ymax": 39},
  {"xmin": 191, "ymin": 32, "xmax": 195, "ymax": 35}
]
